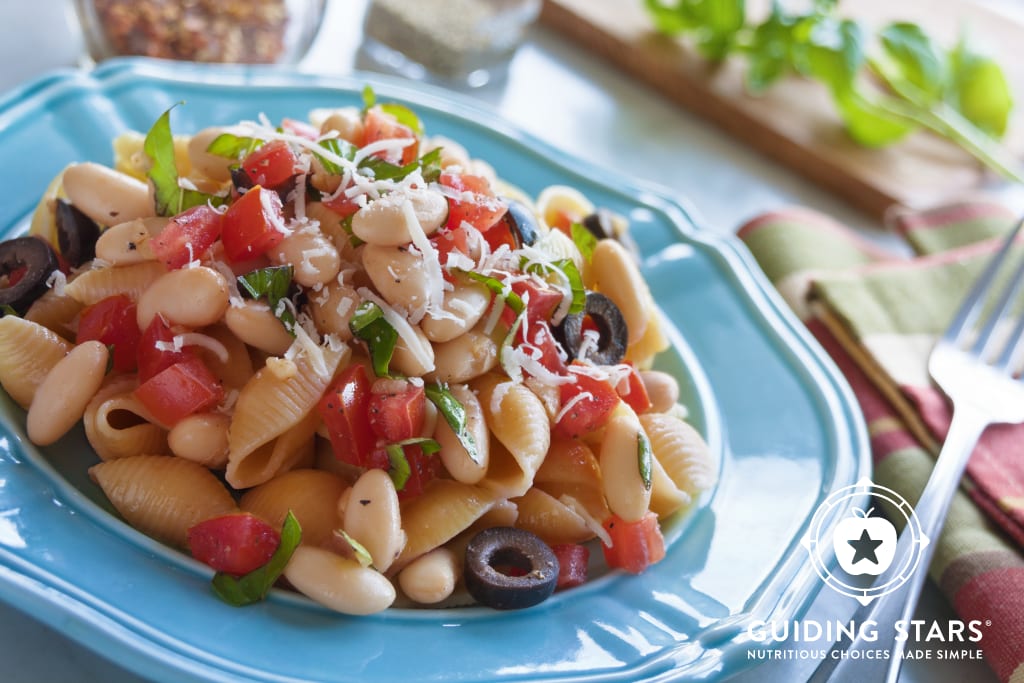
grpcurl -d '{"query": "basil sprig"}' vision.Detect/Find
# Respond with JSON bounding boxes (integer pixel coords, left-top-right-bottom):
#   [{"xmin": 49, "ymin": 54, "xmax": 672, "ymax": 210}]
[
  {"xmin": 461, "ymin": 270, "xmax": 525, "ymax": 315},
  {"xmin": 385, "ymin": 438, "xmax": 441, "ymax": 491},
  {"xmin": 425, "ymin": 383, "xmax": 481, "ymax": 465},
  {"xmin": 211, "ymin": 511, "xmax": 302, "ymax": 607},
  {"xmin": 237, "ymin": 265, "xmax": 296, "ymax": 336},
  {"xmin": 206, "ymin": 133, "xmax": 261, "ymax": 159},
  {"xmin": 570, "ymin": 222, "xmax": 598, "ymax": 262},
  {"xmin": 144, "ymin": 105, "xmax": 225, "ymax": 217},
  {"xmin": 638, "ymin": 431, "xmax": 653, "ymax": 492},
  {"xmin": 349, "ymin": 301, "xmax": 398, "ymax": 377}
]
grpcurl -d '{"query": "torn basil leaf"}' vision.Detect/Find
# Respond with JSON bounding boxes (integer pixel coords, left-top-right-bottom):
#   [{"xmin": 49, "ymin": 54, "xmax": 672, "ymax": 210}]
[
  {"xmin": 638, "ymin": 431, "xmax": 653, "ymax": 492},
  {"xmin": 349, "ymin": 301, "xmax": 399, "ymax": 377},
  {"xmin": 380, "ymin": 102, "xmax": 425, "ymax": 137},
  {"xmin": 206, "ymin": 133, "xmax": 261, "ymax": 160},
  {"xmin": 316, "ymin": 137, "xmax": 357, "ymax": 175},
  {"xmin": 460, "ymin": 270, "xmax": 525, "ymax": 315},
  {"xmin": 237, "ymin": 265, "xmax": 296, "ymax": 336},
  {"xmin": 521, "ymin": 258, "xmax": 586, "ymax": 315},
  {"xmin": 360, "ymin": 146, "xmax": 441, "ymax": 183},
  {"xmin": 211, "ymin": 510, "xmax": 302, "ymax": 607},
  {"xmin": 425, "ymin": 383, "xmax": 481, "ymax": 465},
  {"xmin": 384, "ymin": 438, "xmax": 441, "ymax": 491},
  {"xmin": 0, "ymin": 304, "xmax": 18, "ymax": 317},
  {"xmin": 570, "ymin": 222, "xmax": 598, "ymax": 262},
  {"xmin": 144, "ymin": 105, "xmax": 224, "ymax": 217},
  {"xmin": 362, "ymin": 84, "xmax": 377, "ymax": 112},
  {"xmin": 335, "ymin": 529, "xmax": 374, "ymax": 568}
]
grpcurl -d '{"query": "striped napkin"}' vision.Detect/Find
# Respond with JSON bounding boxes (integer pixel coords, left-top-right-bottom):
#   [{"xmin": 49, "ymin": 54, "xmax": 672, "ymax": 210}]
[{"xmin": 737, "ymin": 202, "xmax": 1024, "ymax": 683}]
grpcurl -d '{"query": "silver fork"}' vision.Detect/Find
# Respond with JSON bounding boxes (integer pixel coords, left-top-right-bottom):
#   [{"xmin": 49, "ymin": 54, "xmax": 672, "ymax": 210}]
[{"xmin": 809, "ymin": 216, "xmax": 1024, "ymax": 683}]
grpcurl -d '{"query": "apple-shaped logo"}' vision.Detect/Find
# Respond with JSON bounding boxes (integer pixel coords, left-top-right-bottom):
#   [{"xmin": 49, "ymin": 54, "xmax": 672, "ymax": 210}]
[{"xmin": 832, "ymin": 507, "xmax": 897, "ymax": 576}]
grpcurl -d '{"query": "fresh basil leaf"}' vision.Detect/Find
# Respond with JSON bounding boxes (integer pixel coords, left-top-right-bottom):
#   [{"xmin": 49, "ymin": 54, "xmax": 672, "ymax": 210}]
[
  {"xmin": 425, "ymin": 383, "xmax": 481, "ymax": 465},
  {"xmin": 643, "ymin": 0, "xmax": 697, "ymax": 35},
  {"xmin": 878, "ymin": 22, "xmax": 946, "ymax": 103},
  {"xmin": 795, "ymin": 17, "xmax": 865, "ymax": 94},
  {"xmin": 570, "ymin": 222, "xmax": 598, "ymax": 262},
  {"xmin": 349, "ymin": 301, "xmax": 399, "ymax": 377},
  {"xmin": 206, "ymin": 133, "xmax": 261, "ymax": 159},
  {"xmin": 521, "ymin": 258, "xmax": 586, "ymax": 315},
  {"xmin": 949, "ymin": 38, "xmax": 1013, "ymax": 138},
  {"xmin": 461, "ymin": 270, "xmax": 525, "ymax": 315},
  {"xmin": 380, "ymin": 102, "xmax": 425, "ymax": 137},
  {"xmin": 211, "ymin": 510, "xmax": 302, "ymax": 607},
  {"xmin": 418, "ymin": 148, "xmax": 443, "ymax": 183},
  {"xmin": 384, "ymin": 438, "xmax": 440, "ymax": 491},
  {"xmin": 692, "ymin": 0, "xmax": 746, "ymax": 61},
  {"xmin": 638, "ymin": 431, "xmax": 653, "ymax": 492},
  {"xmin": 237, "ymin": 266, "xmax": 296, "ymax": 336},
  {"xmin": 744, "ymin": 2, "xmax": 796, "ymax": 93},
  {"xmin": 144, "ymin": 105, "xmax": 224, "ymax": 217},
  {"xmin": 359, "ymin": 147, "xmax": 443, "ymax": 183},
  {"xmin": 316, "ymin": 137, "xmax": 358, "ymax": 175},
  {"xmin": 362, "ymin": 84, "xmax": 377, "ymax": 112},
  {"xmin": 0, "ymin": 304, "xmax": 18, "ymax": 317},
  {"xmin": 834, "ymin": 89, "xmax": 914, "ymax": 147},
  {"xmin": 498, "ymin": 310, "xmax": 526, "ymax": 382},
  {"xmin": 335, "ymin": 529, "xmax": 374, "ymax": 568}
]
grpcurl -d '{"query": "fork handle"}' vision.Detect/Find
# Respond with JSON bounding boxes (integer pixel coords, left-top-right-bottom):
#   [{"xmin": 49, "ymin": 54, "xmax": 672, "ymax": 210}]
[{"xmin": 808, "ymin": 404, "xmax": 988, "ymax": 683}]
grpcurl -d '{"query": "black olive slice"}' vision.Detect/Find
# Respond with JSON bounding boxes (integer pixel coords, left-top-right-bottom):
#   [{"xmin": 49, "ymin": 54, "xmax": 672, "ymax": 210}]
[
  {"xmin": 554, "ymin": 291, "xmax": 628, "ymax": 365},
  {"xmin": 0, "ymin": 236, "xmax": 60, "ymax": 315},
  {"xmin": 464, "ymin": 527, "xmax": 558, "ymax": 610},
  {"xmin": 581, "ymin": 209, "xmax": 614, "ymax": 240},
  {"xmin": 501, "ymin": 199, "xmax": 540, "ymax": 248},
  {"xmin": 55, "ymin": 199, "xmax": 100, "ymax": 268}
]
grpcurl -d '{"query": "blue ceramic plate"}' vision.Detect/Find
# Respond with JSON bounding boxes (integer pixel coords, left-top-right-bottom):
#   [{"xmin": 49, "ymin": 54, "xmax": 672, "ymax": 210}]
[{"xmin": 0, "ymin": 60, "xmax": 869, "ymax": 683}]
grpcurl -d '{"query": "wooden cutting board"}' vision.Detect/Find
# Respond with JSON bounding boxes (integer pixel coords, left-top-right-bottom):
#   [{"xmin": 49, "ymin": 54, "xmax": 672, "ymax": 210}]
[{"xmin": 539, "ymin": 0, "xmax": 1024, "ymax": 220}]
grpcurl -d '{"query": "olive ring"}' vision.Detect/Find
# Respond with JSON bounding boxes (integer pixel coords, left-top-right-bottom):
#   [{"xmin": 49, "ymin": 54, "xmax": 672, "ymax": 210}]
[{"xmin": 463, "ymin": 527, "xmax": 558, "ymax": 610}]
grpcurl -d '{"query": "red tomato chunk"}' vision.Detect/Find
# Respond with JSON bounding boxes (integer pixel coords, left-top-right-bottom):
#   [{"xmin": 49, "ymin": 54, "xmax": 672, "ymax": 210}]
[
  {"xmin": 134, "ymin": 356, "xmax": 224, "ymax": 426},
  {"xmin": 152, "ymin": 204, "xmax": 223, "ymax": 269},
  {"xmin": 601, "ymin": 512, "xmax": 666, "ymax": 575},
  {"xmin": 241, "ymin": 140, "xmax": 298, "ymax": 189},
  {"xmin": 317, "ymin": 364, "xmax": 383, "ymax": 469},
  {"xmin": 221, "ymin": 185, "xmax": 287, "ymax": 262},
  {"xmin": 188, "ymin": 513, "xmax": 281, "ymax": 576},
  {"xmin": 137, "ymin": 314, "xmax": 192, "ymax": 383},
  {"xmin": 362, "ymin": 107, "xmax": 418, "ymax": 165},
  {"xmin": 439, "ymin": 170, "xmax": 507, "ymax": 233},
  {"xmin": 368, "ymin": 380, "xmax": 426, "ymax": 442},
  {"xmin": 554, "ymin": 371, "xmax": 619, "ymax": 439},
  {"xmin": 551, "ymin": 543, "xmax": 589, "ymax": 590},
  {"xmin": 76, "ymin": 294, "xmax": 141, "ymax": 373},
  {"xmin": 616, "ymin": 363, "xmax": 653, "ymax": 415}
]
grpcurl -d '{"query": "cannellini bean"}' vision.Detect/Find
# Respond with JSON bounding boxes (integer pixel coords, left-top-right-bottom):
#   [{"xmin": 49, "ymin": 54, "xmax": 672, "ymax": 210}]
[
  {"xmin": 136, "ymin": 266, "xmax": 230, "ymax": 329},
  {"xmin": 224, "ymin": 300, "xmax": 294, "ymax": 355},
  {"xmin": 421, "ymin": 280, "xmax": 490, "ymax": 343},
  {"xmin": 270, "ymin": 228, "xmax": 341, "ymax": 288},
  {"xmin": 319, "ymin": 108, "xmax": 364, "ymax": 144},
  {"xmin": 390, "ymin": 323, "xmax": 435, "ymax": 377},
  {"xmin": 62, "ymin": 162, "xmax": 154, "ymax": 225},
  {"xmin": 284, "ymin": 546, "xmax": 396, "ymax": 615},
  {"xmin": 168, "ymin": 413, "xmax": 231, "ymax": 468},
  {"xmin": 435, "ymin": 383, "xmax": 489, "ymax": 484},
  {"xmin": 599, "ymin": 412, "xmax": 653, "ymax": 523},
  {"xmin": 94, "ymin": 218, "xmax": 164, "ymax": 265},
  {"xmin": 307, "ymin": 281, "xmax": 359, "ymax": 340},
  {"xmin": 362, "ymin": 244, "xmax": 435, "ymax": 315},
  {"xmin": 640, "ymin": 370, "xmax": 680, "ymax": 413},
  {"xmin": 344, "ymin": 469, "xmax": 405, "ymax": 572},
  {"xmin": 591, "ymin": 239, "xmax": 649, "ymax": 345},
  {"xmin": 351, "ymin": 189, "xmax": 448, "ymax": 246},
  {"xmin": 27, "ymin": 341, "xmax": 108, "ymax": 446},
  {"xmin": 187, "ymin": 127, "xmax": 234, "ymax": 182},
  {"xmin": 398, "ymin": 548, "xmax": 459, "ymax": 605},
  {"xmin": 428, "ymin": 326, "xmax": 498, "ymax": 383}
]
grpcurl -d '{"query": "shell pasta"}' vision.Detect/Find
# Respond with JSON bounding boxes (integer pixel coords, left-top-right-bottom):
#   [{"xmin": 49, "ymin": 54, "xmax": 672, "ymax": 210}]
[{"xmin": 0, "ymin": 92, "xmax": 716, "ymax": 614}]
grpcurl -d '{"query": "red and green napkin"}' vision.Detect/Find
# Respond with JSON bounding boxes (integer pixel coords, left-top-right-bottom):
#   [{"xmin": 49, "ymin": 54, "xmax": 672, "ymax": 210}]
[{"xmin": 738, "ymin": 202, "xmax": 1024, "ymax": 683}]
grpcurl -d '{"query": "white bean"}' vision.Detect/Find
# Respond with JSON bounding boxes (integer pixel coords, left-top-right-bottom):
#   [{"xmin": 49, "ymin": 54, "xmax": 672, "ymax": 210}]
[
  {"xmin": 270, "ymin": 228, "xmax": 341, "ymax": 288},
  {"xmin": 435, "ymin": 383, "xmax": 489, "ymax": 484},
  {"xmin": 640, "ymin": 370, "xmax": 680, "ymax": 414},
  {"xmin": 592, "ymin": 239, "xmax": 649, "ymax": 345},
  {"xmin": 187, "ymin": 127, "xmax": 234, "ymax": 182},
  {"xmin": 136, "ymin": 266, "xmax": 230, "ymax": 330},
  {"xmin": 307, "ymin": 281, "xmax": 359, "ymax": 341},
  {"xmin": 94, "ymin": 218, "xmax": 162, "ymax": 265},
  {"xmin": 421, "ymin": 280, "xmax": 489, "ymax": 343},
  {"xmin": 344, "ymin": 469, "xmax": 405, "ymax": 573},
  {"xmin": 398, "ymin": 548, "xmax": 459, "ymax": 605},
  {"xmin": 390, "ymin": 323, "xmax": 435, "ymax": 377},
  {"xmin": 283, "ymin": 546, "xmax": 396, "ymax": 615},
  {"xmin": 351, "ymin": 189, "xmax": 448, "ymax": 246},
  {"xmin": 319, "ymin": 109, "xmax": 364, "ymax": 144},
  {"xmin": 362, "ymin": 244, "xmax": 434, "ymax": 315},
  {"xmin": 599, "ymin": 411, "xmax": 653, "ymax": 523},
  {"xmin": 224, "ymin": 300, "xmax": 293, "ymax": 355},
  {"xmin": 168, "ymin": 413, "xmax": 230, "ymax": 468},
  {"xmin": 62, "ymin": 162, "xmax": 154, "ymax": 225},
  {"xmin": 428, "ymin": 326, "xmax": 498, "ymax": 383},
  {"xmin": 27, "ymin": 341, "xmax": 108, "ymax": 446}
]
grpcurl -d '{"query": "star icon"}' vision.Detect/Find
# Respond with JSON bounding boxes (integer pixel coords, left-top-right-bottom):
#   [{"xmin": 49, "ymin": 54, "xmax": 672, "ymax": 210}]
[{"xmin": 848, "ymin": 529, "xmax": 884, "ymax": 565}]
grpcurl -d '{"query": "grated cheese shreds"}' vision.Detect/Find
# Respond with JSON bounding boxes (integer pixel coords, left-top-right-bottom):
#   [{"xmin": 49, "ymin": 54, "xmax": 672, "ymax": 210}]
[
  {"xmin": 357, "ymin": 287, "xmax": 435, "ymax": 373},
  {"xmin": 173, "ymin": 333, "xmax": 230, "ymax": 364},
  {"xmin": 44, "ymin": 270, "xmax": 67, "ymax": 296},
  {"xmin": 553, "ymin": 390, "xmax": 595, "ymax": 425},
  {"xmin": 284, "ymin": 324, "xmax": 330, "ymax": 379},
  {"xmin": 401, "ymin": 197, "xmax": 445, "ymax": 323}
]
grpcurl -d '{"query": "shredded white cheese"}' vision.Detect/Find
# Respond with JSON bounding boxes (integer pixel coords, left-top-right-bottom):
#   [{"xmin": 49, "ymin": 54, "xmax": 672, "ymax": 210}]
[{"xmin": 44, "ymin": 270, "xmax": 67, "ymax": 296}]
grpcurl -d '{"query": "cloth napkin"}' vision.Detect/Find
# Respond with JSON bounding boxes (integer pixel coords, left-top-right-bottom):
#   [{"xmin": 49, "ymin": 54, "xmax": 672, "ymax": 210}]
[{"xmin": 737, "ymin": 201, "xmax": 1024, "ymax": 683}]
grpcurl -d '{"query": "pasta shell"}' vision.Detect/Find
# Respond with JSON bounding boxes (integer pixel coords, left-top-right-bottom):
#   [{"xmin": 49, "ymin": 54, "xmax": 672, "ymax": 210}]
[
  {"xmin": 65, "ymin": 260, "xmax": 167, "ymax": 306},
  {"xmin": 395, "ymin": 479, "xmax": 501, "ymax": 570},
  {"xmin": 89, "ymin": 455, "xmax": 237, "ymax": 549},
  {"xmin": 513, "ymin": 487, "xmax": 592, "ymax": 544},
  {"xmin": 240, "ymin": 468, "xmax": 348, "ymax": 547},
  {"xmin": 24, "ymin": 288, "xmax": 82, "ymax": 337},
  {"xmin": 639, "ymin": 413, "xmax": 716, "ymax": 496},
  {"xmin": 473, "ymin": 373, "xmax": 550, "ymax": 498},
  {"xmin": 227, "ymin": 410, "xmax": 318, "ymax": 489},
  {"xmin": 196, "ymin": 323, "xmax": 254, "ymax": 390},
  {"xmin": 84, "ymin": 376, "xmax": 169, "ymax": 461},
  {"xmin": 647, "ymin": 455, "xmax": 692, "ymax": 518},
  {"xmin": 0, "ymin": 316, "xmax": 72, "ymax": 408},
  {"xmin": 226, "ymin": 343, "xmax": 349, "ymax": 489}
]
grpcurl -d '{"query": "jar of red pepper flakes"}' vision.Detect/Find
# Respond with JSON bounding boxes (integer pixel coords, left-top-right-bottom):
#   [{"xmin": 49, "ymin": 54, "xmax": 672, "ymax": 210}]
[{"xmin": 73, "ymin": 0, "xmax": 326, "ymax": 64}]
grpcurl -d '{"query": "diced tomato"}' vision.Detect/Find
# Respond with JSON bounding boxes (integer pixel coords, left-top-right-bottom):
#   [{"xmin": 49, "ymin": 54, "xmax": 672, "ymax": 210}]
[
  {"xmin": 439, "ymin": 170, "xmax": 507, "ymax": 233},
  {"xmin": 518, "ymin": 322, "xmax": 569, "ymax": 378},
  {"xmin": 134, "ymin": 356, "xmax": 225, "ymax": 426},
  {"xmin": 152, "ymin": 204, "xmax": 223, "ymax": 269},
  {"xmin": 388, "ymin": 443, "xmax": 441, "ymax": 501},
  {"xmin": 554, "ymin": 369, "xmax": 620, "ymax": 439},
  {"xmin": 6, "ymin": 264, "xmax": 26, "ymax": 287},
  {"xmin": 137, "ymin": 314, "xmax": 192, "ymax": 383},
  {"xmin": 484, "ymin": 221, "xmax": 517, "ymax": 252},
  {"xmin": 187, "ymin": 513, "xmax": 281, "ymax": 576},
  {"xmin": 240, "ymin": 140, "xmax": 297, "ymax": 189},
  {"xmin": 221, "ymin": 186, "xmax": 287, "ymax": 262},
  {"xmin": 76, "ymin": 294, "xmax": 141, "ymax": 373},
  {"xmin": 551, "ymin": 543, "xmax": 589, "ymax": 590},
  {"xmin": 601, "ymin": 512, "xmax": 666, "ymax": 574},
  {"xmin": 362, "ymin": 107, "xmax": 418, "ymax": 165},
  {"xmin": 321, "ymin": 192, "xmax": 362, "ymax": 218},
  {"xmin": 281, "ymin": 118, "xmax": 319, "ymax": 141},
  {"xmin": 317, "ymin": 364, "xmax": 380, "ymax": 468},
  {"xmin": 429, "ymin": 225, "xmax": 469, "ymax": 262},
  {"xmin": 616, "ymin": 363, "xmax": 653, "ymax": 414},
  {"xmin": 368, "ymin": 380, "xmax": 426, "ymax": 442}
]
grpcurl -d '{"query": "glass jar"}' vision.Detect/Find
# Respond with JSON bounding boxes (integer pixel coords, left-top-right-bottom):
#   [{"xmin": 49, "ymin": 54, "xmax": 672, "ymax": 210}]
[
  {"xmin": 359, "ymin": 0, "xmax": 542, "ymax": 88},
  {"xmin": 74, "ymin": 0, "xmax": 326, "ymax": 65}
]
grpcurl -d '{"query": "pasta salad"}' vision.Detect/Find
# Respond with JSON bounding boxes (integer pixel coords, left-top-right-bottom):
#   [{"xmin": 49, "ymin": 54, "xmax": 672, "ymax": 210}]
[{"xmin": 0, "ymin": 89, "xmax": 715, "ymax": 614}]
